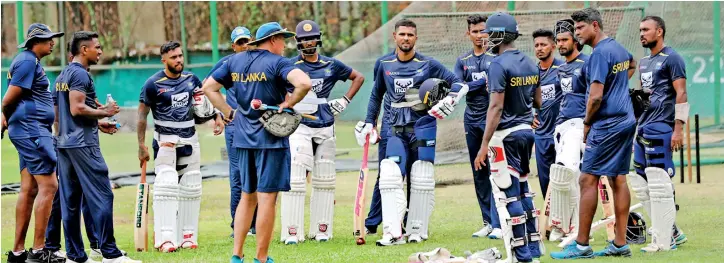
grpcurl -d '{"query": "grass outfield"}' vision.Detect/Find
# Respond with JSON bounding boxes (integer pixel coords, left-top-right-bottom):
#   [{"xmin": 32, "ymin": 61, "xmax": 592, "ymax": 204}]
[{"xmin": 1, "ymin": 121, "xmax": 723, "ymax": 262}]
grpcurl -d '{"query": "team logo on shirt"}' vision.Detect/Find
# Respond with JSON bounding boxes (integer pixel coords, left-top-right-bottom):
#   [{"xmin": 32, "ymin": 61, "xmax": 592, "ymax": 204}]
[
  {"xmin": 561, "ymin": 77, "xmax": 573, "ymax": 93},
  {"xmin": 415, "ymin": 69, "xmax": 425, "ymax": 76},
  {"xmin": 394, "ymin": 78, "xmax": 414, "ymax": 93},
  {"xmin": 541, "ymin": 84, "xmax": 556, "ymax": 101},
  {"xmin": 655, "ymin": 62, "xmax": 663, "ymax": 69},
  {"xmin": 465, "ymin": 65, "xmax": 477, "ymax": 70},
  {"xmin": 172, "ymin": 93, "xmax": 190, "ymax": 108},
  {"xmin": 574, "ymin": 68, "xmax": 581, "ymax": 76},
  {"xmin": 641, "ymin": 72, "xmax": 653, "ymax": 89},
  {"xmin": 472, "ymin": 72, "xmax": 487, "ymax": 82},
  {"xmin": 325, "ymin": 69, "xmax": 333, "ymax": 77},
  {"xmin": 311, "ymin": 78, "xmax": 324, "ymax": 93}
]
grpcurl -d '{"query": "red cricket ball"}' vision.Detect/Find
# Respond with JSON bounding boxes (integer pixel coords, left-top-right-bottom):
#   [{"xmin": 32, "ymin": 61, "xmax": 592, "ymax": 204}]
[{"xmin": 251, "ymin": 99, "xmax": 262, "ymax": 109}]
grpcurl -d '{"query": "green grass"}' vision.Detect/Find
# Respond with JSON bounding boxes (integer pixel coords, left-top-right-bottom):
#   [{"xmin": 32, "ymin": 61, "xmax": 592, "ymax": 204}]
[{"xmin": 2, "ymin": 122, "xmax": 724, "ymax": 262}]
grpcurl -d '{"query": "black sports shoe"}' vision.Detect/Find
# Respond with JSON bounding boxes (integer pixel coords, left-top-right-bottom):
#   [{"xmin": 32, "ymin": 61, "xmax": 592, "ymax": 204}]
[
  {"xmin": 6, "ymin": 250, "xmax": 28, "ymax": 263},
  {"xmin": 26, "ymin": 248, "xmax": 66, "ymax": 263}
]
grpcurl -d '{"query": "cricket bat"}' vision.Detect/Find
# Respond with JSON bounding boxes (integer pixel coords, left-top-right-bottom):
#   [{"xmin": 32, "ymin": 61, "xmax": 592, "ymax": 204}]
[
  {"xmin": 598, "ymin": 176, "xmax": 616, "ymax": 241},
  {"xmin": 539, "ymin": 190, "xmax": 552, "ymax": 239},
  {"xmin": 134, "ymin": 161, "xmax": 149, "ymax": 251},
  {"xmin": 353, "ymin": 135, "xmax": 371, "ymax": 245}
]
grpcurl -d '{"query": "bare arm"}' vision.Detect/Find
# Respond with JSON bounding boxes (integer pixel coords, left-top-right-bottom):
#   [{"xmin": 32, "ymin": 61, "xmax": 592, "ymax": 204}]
[
  {"xmin": 54, "ymin": 105, "xmax": 59, "ymax": 136},
  {"xmin": 137, "ymin": 103, "xmax": 150, "ymax": 146},
  {"xmin": 202, "ymin": 77, "xmax": 232, "ymax": 117},
  {"xmin": 583, "ymin": 82, "xmax": 604, "ymax": 141},
  {"xmin": 533, "ymin": 86, "xmax": 542, "ymax": 109},
  {"xmin": 671, "ymin": 78, "xmax": 688, "ymax": 150},
  {"xmin": 1, "ymin": 85, "xmax": 24, "ymax": 120},
  {"xmin": 628, "ymin": 58, "xmax": 637, "ymax": 80},
  {"xmin": 344, "ymin": 69, "xmax": 365, "ymax": 100},
  {"xmin": 69, "ymin": 90, "xmax": 115, "ymax": 119},
  {"xmin": 285, "ymin": 68, "xmax": 312, "ymax": 108}
]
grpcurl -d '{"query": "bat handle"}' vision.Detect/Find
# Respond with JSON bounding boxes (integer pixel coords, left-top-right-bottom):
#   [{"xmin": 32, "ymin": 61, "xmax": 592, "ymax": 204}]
[{"xmin": 141, "ymin": 161, "xmax": 147, "ymax": 183}]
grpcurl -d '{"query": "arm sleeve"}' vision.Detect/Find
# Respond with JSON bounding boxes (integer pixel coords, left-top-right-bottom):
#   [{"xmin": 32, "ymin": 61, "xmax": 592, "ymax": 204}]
[
  {"xmin": 139, "ymin": 80, "xmax": 155, "ymax": 106},
  {"xmin": 277, "ymin": 57, "xmax": 296, "ymax": 81},
  {"xmin": 454, "ymin": 58, "xmax": 465, "ymax": 81},
  {"xmin": 668, "ymin": 53, "xmax": 687, "ymax": 81},
  {"xmin": 8, "ymin": 61, "xmax": 36, "ymax": 89},
  {"xmin": 487, "ymin": 62, "xmax": 507, "ymax": 93},
  {"xmin": 364, "ymin": 63, "xmax": 386, "ymax": 125},
  {"xmin": 211, "ymin": 59, "xmax": 232, "ymax": 87},
  {"xmin": 430, "ymin": 59, "xmax": 463, "ymax": 87},
  {"xmin": 588, "ymin": 52, "xmax": 609, "ymax": 85},
  {"xmin": 334, "ymin": 59, "xmax": 353, "ymax": 81},
  {"xmin": 69, "ymin": 72, "xmax": 91, "ymax": 94},
  {"xmin": 205, "ymin": 59, "xmax": 226, "ymax": 82}
]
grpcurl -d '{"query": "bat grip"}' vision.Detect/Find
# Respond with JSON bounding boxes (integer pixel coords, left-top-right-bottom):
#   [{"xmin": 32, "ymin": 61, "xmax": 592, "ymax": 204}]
[{"xmin": 141, "ymin": 161, "xmax": 147, "ymax": 183}]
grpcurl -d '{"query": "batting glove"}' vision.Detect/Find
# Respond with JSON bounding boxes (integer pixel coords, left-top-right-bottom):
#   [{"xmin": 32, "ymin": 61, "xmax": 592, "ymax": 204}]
[
  {"xmin": 428, "ymin": 96, "xmax": 456, "ymax": 119},
  {"xmin": 354, "ymin": 121, "xmax": 379, "ymax": 147},
  {"xmin": 328, "ymin": 96, "xmax": 350, "ymax": 116}
]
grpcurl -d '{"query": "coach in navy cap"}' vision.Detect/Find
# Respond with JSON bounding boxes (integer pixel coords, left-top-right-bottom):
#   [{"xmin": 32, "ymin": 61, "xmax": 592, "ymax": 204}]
[{"xmin": 18, "ymin": 23, "xmax": 64, "ymax": 48}]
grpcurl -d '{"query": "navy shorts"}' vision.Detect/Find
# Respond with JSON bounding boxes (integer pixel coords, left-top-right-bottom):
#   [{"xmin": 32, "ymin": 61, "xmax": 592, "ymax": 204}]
[
  {"xmin": 504, "ymin": 130, "xmax": 535, "ymax": 176},
  {"xmin": 582, "ymin": 123, "xmax": 636, "ymax": 176},
  {"xmin": 236, "ymin": 148, "xmax": 291, "ymax": 193},
  {"xmin": 11, "ymin": 137, "xmax": 57, "ymax": 175}
]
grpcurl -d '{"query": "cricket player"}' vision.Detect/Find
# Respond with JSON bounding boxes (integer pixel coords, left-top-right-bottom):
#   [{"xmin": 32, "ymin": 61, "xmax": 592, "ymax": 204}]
[
  {"xmin": 453, "ymin": 14, "xmax": 500, "ymax": 238},
  {"xmin": 532, "ymin": 29, "xmax": 563, "ymax": 199},
  {"xmin": 629, "ymin": 15, "xmax": 688, "ymax": 252},
  {"xmin": 546, "ymin": 19, "xmax": 589, "ymax": 241},
  {"xmin": 137, "ymin": 41, "xmax": 223, "ymax": 252},
  {"xmin": 363, "ymin": 52, "xmax": 394, "ymax": 235},
  {"xmin": 551, "ymin": 8, "xmax": 637, "ymax": 259},
  {"xmin": 202, "ymin": 22, "xmax": 312, "ymax": 263},
  {"xmin": 55, "ymin": 31, "xmax": 140, "ymax": 263},
  {"xmin": 471, "ymin": 12, "xmax": 544, "ymax": 263},
  {"xmin": 1, "ymin": 23, "xmax": 65, "ymax": 263},
  {"xmin": 356, "ymin": 18, "xmax": 469, "ymax": 246},
  {"xmin": 280, "ymin": 20, "xmax": 365, "ymax": 244},
  {"xmin": 203, "ymin": 26, "xmax": 257, "ymax": 237}
]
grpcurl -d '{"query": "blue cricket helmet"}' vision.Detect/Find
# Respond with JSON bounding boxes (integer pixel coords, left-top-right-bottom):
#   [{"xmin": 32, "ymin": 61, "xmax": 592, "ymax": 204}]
[
  {"xmin": 418, "ymin": 78, "xmax": 451, "ymax": 108},
  {"xmin": 484, "ymin": 12, "xmax": 519, "ymax": 35},
  {"xmin": 295, "ymin": 20, "xmax": 322, "ymax": 54}
]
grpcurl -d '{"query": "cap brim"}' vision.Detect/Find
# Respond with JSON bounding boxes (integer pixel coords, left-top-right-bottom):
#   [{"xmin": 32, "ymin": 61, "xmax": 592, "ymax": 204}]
[
  {"xmin": 248, "ymin": 31, "xmax": 296, "ymax": 46},
  {"xmin": 17, "ymin": 32, "xmax": 65, "ymax": 48},
  {"xmin": 232, "ymin": 36, "xmax": 251, "ymax": 43}
]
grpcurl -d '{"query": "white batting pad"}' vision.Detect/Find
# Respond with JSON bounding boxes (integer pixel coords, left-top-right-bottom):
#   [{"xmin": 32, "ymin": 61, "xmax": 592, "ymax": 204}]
[
  {"xmin": 548, "ymin": 164, "xmax": 576, "ymax": 233},
  {"xmin": 628, "ymin": 173, "xmax": 651, "ymax": 220},
  {"xmin": 407, "ymin": 161, "xmax": 435, "ymax": 238},
  {"xmin": 280, "ymin": 161, "xmax": 307, "ymax": 242},
  {"xmin": 153, "ymin": 146, "xmax": 180, "ymax": 248},
  {"xmin": 178, "ymin": 170, "xmax": 202, "ymax": 248},
  {"xmin": 379, "ymin": 159, "xmax": 407, "ymax": 238},
  {"xmin": 647, "ymin": 167, "xmax": 676, "ymax": 250},
  {"xmin": 309, "ymin": 155, "xmax": 336, "ymax": 239}
]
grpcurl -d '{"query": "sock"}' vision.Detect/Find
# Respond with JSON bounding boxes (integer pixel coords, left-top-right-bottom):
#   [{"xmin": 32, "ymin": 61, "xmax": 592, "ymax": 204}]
[
  {"xmin": 12, "ymin": 251, "xmax": 24, "ymax": 256},
  {"xmin": 577, "ymin": 244, "xmax": 590, "ymax": 250},
  {"xmin": 32, "ymin": 248, "xmax": 43, "ymax": 254},
  {"xmin": 613, "ymin": 242, "xmax": 626, "ymax": 248}
]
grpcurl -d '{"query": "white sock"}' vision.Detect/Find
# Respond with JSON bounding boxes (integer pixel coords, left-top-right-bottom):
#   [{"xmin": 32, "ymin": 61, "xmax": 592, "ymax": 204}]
[
  {"xmin": 32, "ymin": 248, "xmax": 43, "ymax": 253},
  {"xmin": 12, "ymin": 250, "xmax": 24, "ymax": 256},
  {"xmin": 577, "ymin": 244, "xmax": 590, "ymax": 250}
]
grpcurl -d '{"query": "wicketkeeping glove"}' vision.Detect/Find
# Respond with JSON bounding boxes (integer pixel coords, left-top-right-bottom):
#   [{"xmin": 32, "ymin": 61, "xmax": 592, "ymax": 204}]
[{"xmin": 328, "ymin": 96, "xmax": 350, "ymax": 116}]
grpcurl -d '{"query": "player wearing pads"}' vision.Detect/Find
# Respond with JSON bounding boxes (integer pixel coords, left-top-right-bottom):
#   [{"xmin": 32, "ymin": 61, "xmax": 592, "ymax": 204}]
[
  {"xmin": 203, "ymin": 26, "xmax": 257, "ymax": 237},
  {"xmin": 2, "ymin": 23, "xmax": 65, "ymax": 263},
  {"xmin": 55, "ymin": 31, "xmax": 140, "ymax": 263},
  {"xmin": 356, "ymin": 19, "xmax": 469, "ymax": 246},
  {"xmin": 280, "ymin": 20, "xmax": 365, "ymax": 244},
  {"xmin": 453, "ymin": 14, "xmax": 500, "ymax": 238},
  {"xmin": 630, "ymin": 15, "xmax": 688, "ymax": 252},
  {"xmin": 203, "ymin": 22, "xmax": 312, "ymax": 263},
  {"xmin": 551, "ymin": 8, "xmax": 637, "ymax": 259},
  {"xmin": 471, "ymin": 12, "xmax": 544, "ymax": 263},
  {"xmin": 137, "ymin": 41, "xmax": 224, "ymax": 253},
  {"xmin": 547, "ymin": 19, "xmax": 589, "ymax": 242}
]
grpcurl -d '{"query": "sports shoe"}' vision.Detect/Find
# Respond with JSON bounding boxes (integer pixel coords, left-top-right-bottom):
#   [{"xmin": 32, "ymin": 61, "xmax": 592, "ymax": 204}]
[
  {"xmin": 157, "ymin": 242, "xmax": 177, "ymax": 253},
  {"xmin": 674, "ymin": 232, "xmax": 688, "ymax": 245},
  {"xmin": 67, "ymin": 258, "xmax": 100, "ymax": 263},
  {"xmin": 375, "ymin": 233, "xmax": 406, "ymax": 246},
  {"xmin": 407, "ymin": 233, "xmax": 423, "ymax": 243},
  {"xmin": 253, "ymin": 256, "xmax": 274, "ymax": 263},
  {"xmin": 283, "ymin": 236, "xmax": 299, "ymax": 245},
  {"xmin": 314, "ymin": 233, "xmax": 329, "ymax": 242},
  {"xmin": 640, "ymin": 242, "xmax": 677, "ymax": 252},
  {"xmin": 550, "ymin": 241, "xmax": 594, "ymax": 259},
  {"xmin": 180, "ymin": 241, "xmax": 198, "ymax": 249},
  {"xmin": 101, "ymin": 256, "xmax": 141, "ymax": 263},
  {"xmin": 594, "ymin": 241, "xmax": 632, "ymax": 257},
  {"xmin": 230, "ymin": 255, "xmax": 243, "ymax": 263},
  {"xmin": 365, "ymin": 227, "xmax": 378, "ymax": 235},
  {"xmin": 53, "ymin": 250, "xmax": 67, "ymax": 258},
  {"xmin": 27, "ymin": 248, "xmax": 66, "ymax": 263},
  {"xmin": 549, "ymin": 228, "xmax": 564, "ymax": 241},
  {"xmin": 488, "ymin": 228, "xmax": 502, "ymax": 239},
  {"xmin": 90, "ymin": 248, "xmax": 127, "ymax": 259},
  {"xmin": 5, "ymin": 250, "xmax": 28, "ymax": 263},
  {"xmin": 472, "ymin": 224, "xmax": 493, "ymax": 238}
]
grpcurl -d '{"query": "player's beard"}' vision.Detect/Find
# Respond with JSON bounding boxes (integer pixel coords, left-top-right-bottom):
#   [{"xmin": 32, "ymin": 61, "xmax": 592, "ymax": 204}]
[
  {"xmin": 301, "ymin": 47, "xmax": 316, "ymax": 55},
  {"xmin": 559, "ymin": 46, "xmax": 573, "ymax": 57},
  {"xmin": 167, "ymin": 63, "xmax": 184, "ymax": 75},
  {"xmin": 642, "ymin": 38, "xmax": 657, "ymax": 49},
  {"xmin": 398, "ymin": 42, "xmax": 414, "ymax": 53}
]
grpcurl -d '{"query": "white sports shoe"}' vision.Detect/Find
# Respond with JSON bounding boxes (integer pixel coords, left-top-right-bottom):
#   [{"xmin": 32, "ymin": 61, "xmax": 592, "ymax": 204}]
[
  {"xmin": 158, "ymin": 242, "xmax": 177, "ymax": 253},
  {"xmin": 549, "ymin": 228, "xmax": 564, "ymax": 241},
  {"xmin": 472, "ymin": 224, "xmax": 493, "ymax": 238},
  {"xmin": 90, "ymin": 248, "xmax": 128, "ymax": 259},
  {"xmin": 314, "ymin": 233, "xmax": 330, "ymax": 242},
  {"xmin": 408, "ymin": 234, "xmax": 423, "ymax": 243},
  {"xmin": 101, "ymin": 256, "xmax": 141, "ymax": 263},
  {"xmin": 284, "ymin": 236, "xmax": 299, "ymax": 245},
  {"xmin": 53, "ymin": 250, "xmax": 67, "ymax": 258},
  {"xmin": 375, "ymin": 233, "xmax": 406, "ymax": 246},
  {"xmin": 488, "ymin": 228, "xmax": 503, "ymax": 239},
  {"xmin": 68, "ymin": 257, "xmax": 100, "ymax": 263}
]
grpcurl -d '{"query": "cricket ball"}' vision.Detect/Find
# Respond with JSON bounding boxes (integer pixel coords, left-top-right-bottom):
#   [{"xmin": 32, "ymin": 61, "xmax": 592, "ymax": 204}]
[
  {"xmin": 251, "ymin": 99, "xmax": 262, "ymax": 109},
  {"xmin": 356, "ymin": 238, "xmax": 365, "ymax": 245}
]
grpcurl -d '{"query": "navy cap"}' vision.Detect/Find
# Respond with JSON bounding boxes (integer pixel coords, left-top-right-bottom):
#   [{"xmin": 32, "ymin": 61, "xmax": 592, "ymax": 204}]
[
  {"xmin": 248, "ymin": 22, "xmax": 296, "ymax": 46},
  {"xmin": 18, "ymin": 23, "xmax": 64, "ymax": 48},
  {"xmin": 483, "ymin": 12, "xmax": 519, "ymax": 35},
  {"xmin": 295, "ymin": 20, "xmax": 321, "ymax": 38},
  {"xmin": 230, "ymin": 26, "xmax": 252, "ymax": 43}
]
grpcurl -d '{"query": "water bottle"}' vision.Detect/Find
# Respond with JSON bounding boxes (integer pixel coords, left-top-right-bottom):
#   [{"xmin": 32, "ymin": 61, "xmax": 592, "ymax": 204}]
[{"xmin": 106, "ymin": 94, "xmax": 121, "ymax": 128}]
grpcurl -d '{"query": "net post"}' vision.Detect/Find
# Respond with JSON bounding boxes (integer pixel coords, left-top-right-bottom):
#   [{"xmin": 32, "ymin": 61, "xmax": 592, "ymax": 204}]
[
  {"xmin": 209, "ymin": 1, "xmax": 220, "ymax": 63},
  {"xmin": 507, "ymin": 1, "xmax": 515, "ymax": 11},
  {"xmin": 713, "ymin": 1, "xmax": 721, "ymax": 126},
  {"xmin": 16, "ymin": 1, "xmax": 24, "ymax": 47},
  {"xmin": 58, "ymin": 1, "xmax": 66, "ymax": 66},
  {"xmin": 180, "ymin": 1, "xmax": 189, "ymax": 65},
  {"xmin": 686, "ymin": 118, "xmax": 692, "ymax": 183},
  {"xmin": 695, "ymin": 114, "xmax": 700, "ymax": 184},
  {"xmin": 381, "ymin": 1, "xmax": 388, "ymax": 55}
]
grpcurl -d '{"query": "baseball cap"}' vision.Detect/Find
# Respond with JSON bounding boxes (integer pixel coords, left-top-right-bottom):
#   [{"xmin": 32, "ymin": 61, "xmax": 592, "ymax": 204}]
[
  {"xmin": 248, "ymin": 22, "xmax": 296, "ymax": 46},
  {"xmin": 230, "ymin": 26, "xmax": 252, "ymax": 43},
  {"xmin": 18, "ymin": 23, "xmax": 64, "ymax": 48}
]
